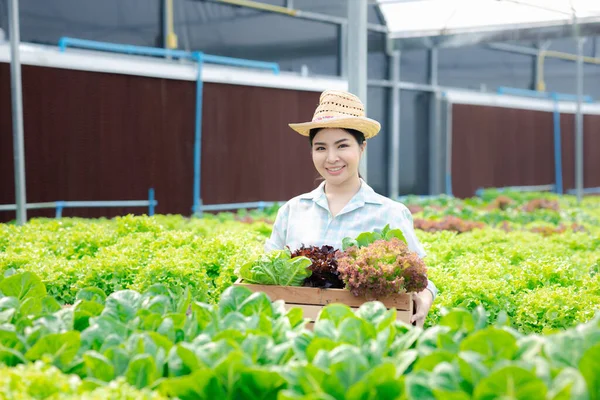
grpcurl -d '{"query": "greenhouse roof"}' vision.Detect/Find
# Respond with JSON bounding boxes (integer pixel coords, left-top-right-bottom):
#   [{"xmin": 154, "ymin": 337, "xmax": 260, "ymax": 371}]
[{"xmin": 377, "ymin": 0, "xmax": 600, "ymax": 49}]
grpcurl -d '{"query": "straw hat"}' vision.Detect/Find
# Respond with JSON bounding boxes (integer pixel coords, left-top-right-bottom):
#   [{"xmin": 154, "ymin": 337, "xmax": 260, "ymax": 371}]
[{"xmin": 289, "ymin": 90, "xmax": 381, "ymax": 139}]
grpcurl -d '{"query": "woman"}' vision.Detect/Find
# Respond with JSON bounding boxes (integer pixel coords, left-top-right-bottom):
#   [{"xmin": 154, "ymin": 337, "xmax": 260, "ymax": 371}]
[{"xmin": 265, "ymin": 89, "xmax": 436, "ymax": 327}]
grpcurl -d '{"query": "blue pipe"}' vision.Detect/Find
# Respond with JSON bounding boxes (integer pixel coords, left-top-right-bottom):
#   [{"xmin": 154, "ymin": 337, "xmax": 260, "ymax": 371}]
[
  {"xmin": 497, "ymin": 87, "xmax": 594, "ymax": 103},
  {"xmin": 57, "ymin": 37, "xmax": 280, "ymax": 73},
  {"xmin": 55, "ymin": 201, "xmax": 65, "ymax": 219},
  {"xmin": 58, "ymin": 37, "xmax": 194, "ymax": 60},
  {"xmin": 193, "ymin": 52, "xmax": 204, "ymax": 216},
  {"xmin": 58, "ymin": 37, "xmax": 280, "ymax": 216},
  {"xmin": 445, "ymin": 173, "xmax": 453, "ymax": 196},
  {"xmin": 551, "ymin": 94, "xmax": 563, "ymax": 194},
  {"xmin": 148, "ymin": 188, "xmax": 155, "ymax": 216},
  {"xmin": 567, "ymin": 187, "xmax": 600, "ymax": 195}
]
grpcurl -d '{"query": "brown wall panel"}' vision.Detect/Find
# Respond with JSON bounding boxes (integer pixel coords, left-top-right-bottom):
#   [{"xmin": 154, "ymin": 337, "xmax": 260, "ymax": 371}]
[
  {"xmin": 451, "ymin": 104, "xmax": 555, "ymax": 198},
  {"xmin": 451, "ymin": 103, "xmax": 600, "ymax": 198},
  {"xmin": 0, "ymin": 63, "xmax": 321, "ymax": 222}
]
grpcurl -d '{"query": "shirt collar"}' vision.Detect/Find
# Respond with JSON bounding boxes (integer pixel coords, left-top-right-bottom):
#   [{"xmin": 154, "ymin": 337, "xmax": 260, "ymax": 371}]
[{"xmin": 300, "ymin": 179, "xmax": 383, "ymax": 207}]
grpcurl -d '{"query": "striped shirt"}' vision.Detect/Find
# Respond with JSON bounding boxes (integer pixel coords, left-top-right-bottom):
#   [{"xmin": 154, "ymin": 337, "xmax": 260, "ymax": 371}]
[{"xmin": 265, "ymin": 179, "xmax": 437, "ymax": 299}]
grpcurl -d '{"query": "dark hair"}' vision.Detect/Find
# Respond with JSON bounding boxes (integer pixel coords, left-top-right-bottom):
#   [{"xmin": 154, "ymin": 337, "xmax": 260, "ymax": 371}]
[
  {"xmin": 309, "ymin": 128, "xmax": 366, "ymax": 181},
  {"xmin": 309, "ymin": 128, "xmax": 366, "ymax": 147}
]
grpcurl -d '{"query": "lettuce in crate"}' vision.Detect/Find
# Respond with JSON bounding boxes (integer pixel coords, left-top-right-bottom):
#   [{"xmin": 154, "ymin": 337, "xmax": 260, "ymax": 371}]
[
  {"xmin": 236, "ymin": 249, "xmax": 312, "ymax": 286},
  {"xmin": 290, "ymin": 245, "xmax": 344, "ymax": 289},
  {"xmin": 337, "ymin": 225, "xmax": 428, "ymax": 297}
]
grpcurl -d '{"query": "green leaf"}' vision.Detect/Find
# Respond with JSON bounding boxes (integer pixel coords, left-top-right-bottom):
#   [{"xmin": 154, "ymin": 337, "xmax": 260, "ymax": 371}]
[
  {"xmin": 141, "ymin": 294, "xmax": 173, "ymax": 315},
  {"xmin": 324, "ymin": 345, "xmax": 371, "ymax": 397},
  {"xmin": 547, "ymin": 368, "xmax": 589, "ymax": 400},
  {"xmin": 286, "ymin": 307, "xmax": 304, "ymax": 328},
  {"xmin": 337, "ymin": 317, "xmax": 377, "ymax": 347},
  {"xmin": 167, "ymin": 343, "xmax": 201, "ymax": 377},
  {"xmin": 238, "ymin": 292, "xmax": 273, "ymax": 318},
  {"xmin": 306, "ymin": 338, "xmax": 338, "ymax": 362},
  {"xmin": 25, "ymin": 331, "xmax": 81, "ymax": 368},
  {"xmin": 318, "ymin": 304, "xmax": 355, "ymax": 328},
  {"xmin": 459, "ymin": 327, "xmax": 518, "ymax": 362},
  {"xmin": 76, "ymin": 287, "xmax": 107, "ymax": 305},
  {"xmin": 394, "ymin": 349, "xmax": 419, "ymax": 375},
  {"xmin": 0, "ymin": 272, "xmax": 46, "ymax": 302},
  {"xmin": 440, "ymin": 309, "xmax": 476, "ymax": 333},
  {"xmin": 235, "ymin": 367, "xmax": 287, "ymax": 399},
  {"xmin": 473, "ymin": 365, "xmax": 547, "ymax": 400},
  {"xmin": 0, "ymin": 326, "xmax": 25, "ymax": 352},
  {"xmin": 74, "ymin": 300, "xmax": 104, "ymax": 331},
  {"xmin": 104, "ymin": 346, "xmax": 130, "ymax": 377},
  {"xmin": 356, "ymin": 232, "xmax": 378, "ymax": 248},
  {"xmin": 19, "ymin": 297, "xmax": 42, "ymax": 317},
  {"xmin": 0, "ymin": 297, "xmax": 19, "ymax": 324},
  {"xmin": 41, "ymin": 296, "xmax": 62, "ymax": 314},
  {"xmin": 457, "ymin": 351, "xmax": 489, "ymax": 391},
  {"xmin": 346, "ymin": 362, "xmax": 405, "ymax": 400},
  {"xmin": 125, "ymin": 353, "xmax": 158, "ymax": 389},
  {"xmin": 405, "ymin": 371, "xmax": 436, "ymax": 400},
  {"xmin": 413, "ymin": 350, "xmax": 456, "ymax": 372},
  {"xmin": 241, "ymin": 334, "xmax": 273, "ymax": 364},
  {"xmin": 83, "ymin": 350, "xmax": 116, "ymax": 382},
  {"xmin": 579, "ymin": 343, "xmax": 600, "ymax": 400},
  {"xmin": 218, "ymin": 286, "xmax": 253, "ymax": 317},
  {"xmin": 342, "ymin": 237, "xmax": 358, "ymax": 251},
  {"xmin": 355, "ymin": 302, "xmax": 395, "ymax": 330},
  {"xmin": 101, "ymin": 290, "xmax": 143, "ymax": 324},
  {"xmin": 0, "ymin": 345, "xmax": 27, "ymax": 366},
  {"xmin": 157, "ymin": 369, "xmax": 226, "ymax": 400},
  {"xmin": 237, "ymin": 250, "xmax": 312, "ymax": 286},
  {"xmin": 544, "ymin": 331, "xmax": 585, "ymax": 369},
  {"xmin": 514, "ymin": 335, "xmax": 544, "ymax": 361}
]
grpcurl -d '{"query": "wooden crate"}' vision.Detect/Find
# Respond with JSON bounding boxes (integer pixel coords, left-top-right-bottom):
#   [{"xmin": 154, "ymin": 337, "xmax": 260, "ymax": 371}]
[{"xmin": 233, "ymin": 279, "xmax": 415, "ymax": 329}]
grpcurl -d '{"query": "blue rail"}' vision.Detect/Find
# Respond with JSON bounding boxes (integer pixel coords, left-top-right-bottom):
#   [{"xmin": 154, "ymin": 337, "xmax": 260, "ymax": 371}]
[
  {"xmin": 58, "ymin": 37, "xmax": 280, "ymax": 216},
  {"xmin": 57, "ymin": 37, "xmax": 280, "ymax": 74},
  {"xmin": 497, "ymin": 87, "xmax": 594, "ymax": 103},
  {"xmin": 0, "ymin": 188, "xmax": 157, "ymax": 218}
]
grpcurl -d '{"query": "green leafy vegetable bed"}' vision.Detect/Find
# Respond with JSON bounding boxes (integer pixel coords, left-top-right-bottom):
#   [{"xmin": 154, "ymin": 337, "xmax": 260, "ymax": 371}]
[
  {"xmin": 1, "ymin": 193, "xmax": 600, "ymax": 334},
  {"xmin": 0, "ymin": 271, "xmax": 599, "ymax": 399}
]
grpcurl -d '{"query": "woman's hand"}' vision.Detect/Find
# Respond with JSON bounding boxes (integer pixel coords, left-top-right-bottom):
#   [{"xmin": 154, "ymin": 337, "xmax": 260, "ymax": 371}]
[{"xmin": 410, "ymin": 289, "xmax": 433, "ymax": 328}]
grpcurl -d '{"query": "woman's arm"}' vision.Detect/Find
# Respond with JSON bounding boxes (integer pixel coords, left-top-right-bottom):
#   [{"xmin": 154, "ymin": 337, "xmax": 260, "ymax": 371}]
[{"xmin": 264, "ymin": 203, "xmax": 290, "ymax": 252}]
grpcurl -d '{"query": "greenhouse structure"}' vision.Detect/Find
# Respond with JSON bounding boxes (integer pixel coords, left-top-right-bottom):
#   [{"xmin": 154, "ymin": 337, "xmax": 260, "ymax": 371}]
[{"xmin": 2, "ymin": 0, "xmax": 600, "ymax": 222}]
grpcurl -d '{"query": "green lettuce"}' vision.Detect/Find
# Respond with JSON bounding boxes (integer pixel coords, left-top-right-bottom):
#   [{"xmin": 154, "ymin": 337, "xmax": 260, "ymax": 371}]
[{"xmin": 237, "ymin": 250, "xmax": 312, "ymax": 286}]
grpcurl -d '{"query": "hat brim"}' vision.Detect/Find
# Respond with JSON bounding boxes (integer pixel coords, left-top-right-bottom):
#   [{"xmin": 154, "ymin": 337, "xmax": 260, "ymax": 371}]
[{"xmin": 288, "ymin": 116, "xmax": 381, "ymax": 139}]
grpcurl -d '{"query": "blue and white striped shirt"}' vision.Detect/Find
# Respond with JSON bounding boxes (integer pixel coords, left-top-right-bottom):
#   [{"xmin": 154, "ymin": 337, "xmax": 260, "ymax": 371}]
[{"xmin": 265, "ymin": 179, "xmax": 437, "ymax": 299}]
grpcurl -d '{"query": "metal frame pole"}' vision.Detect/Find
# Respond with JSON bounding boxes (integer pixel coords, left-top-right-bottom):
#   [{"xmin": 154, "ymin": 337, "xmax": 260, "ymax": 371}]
[
  {"xmin": 8, "ymin": 0, "xmax": 27, "ymax": 225},
  {"xmin": 388, "ymin": 50, "xmax": 401, "ymax": 200},
  {"xmin": 348, "ymin": 0, "xmax": 369, "ymax": 180},
  {"xmin": 575, "ymin": 36, "xmax": 584, "ymax": 203}
]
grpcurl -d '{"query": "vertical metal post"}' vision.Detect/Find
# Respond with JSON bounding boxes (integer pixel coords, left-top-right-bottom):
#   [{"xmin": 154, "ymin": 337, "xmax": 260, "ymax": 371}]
[
  {"xmin": 8, "ymin": 0, "xmax": 27, "ymax": 225},
  {"xmin": 551, "ymin": 94, "xmax": 563, "ymax": 194},
  {"xmin": 388, "ymin": 50, "xmax": 401, "ymax": 200},
  {"xmin": 347, "ymin": 0, "xmax": 368, "ymax": 180},
  {"xmin": 444, "ymin": 101, "xmax": 453, "ymax": 196},
  {"xmin": 162, "ymin": 0, "xmax": 169, "ymax": 50},
  {"xmin": 428, "ymin": 47, "xmax": 442, "ymax": 195},
  {"xmin": 575, "ymin": 37, "xmax": 584, "ymax": 203},
  {"xmin": 192, "ymin": 52, "xmax": 204, "ymax": 216},
  {"xmin": 338, "ymin": 22, "xmax": 348, "ymax": 79}
]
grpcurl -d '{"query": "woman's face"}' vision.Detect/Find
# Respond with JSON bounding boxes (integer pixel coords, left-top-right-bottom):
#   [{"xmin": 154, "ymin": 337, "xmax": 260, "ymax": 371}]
[{"xmin": 311, "ymin": 128, "xmax": 365, "ymax": 185}]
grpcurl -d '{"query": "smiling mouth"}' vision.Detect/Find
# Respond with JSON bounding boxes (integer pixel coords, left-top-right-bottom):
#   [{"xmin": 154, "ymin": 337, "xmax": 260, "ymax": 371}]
[{"xmin": 326, "ymin": 166, "xmax": 345, "ymax": 173}]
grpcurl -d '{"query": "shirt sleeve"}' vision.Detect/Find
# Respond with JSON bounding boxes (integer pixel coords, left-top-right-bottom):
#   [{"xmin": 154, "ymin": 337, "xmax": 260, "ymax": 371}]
[
  {"xmin": 264, "ymin": 202, "xmax": 290, "ymax": 252},
  {"xmin": 398, "ymin": 205, "xmax": 427, "ymax": 259},
  {"xmin": 398, "ymin": 204, "xmax": 437, "ymax": 301}
]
